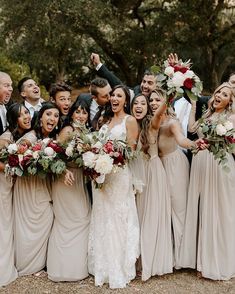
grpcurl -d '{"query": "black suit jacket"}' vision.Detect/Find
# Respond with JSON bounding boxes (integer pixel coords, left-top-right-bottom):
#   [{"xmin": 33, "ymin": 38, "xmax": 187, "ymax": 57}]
[
  {"xmin": 0, "ymin": 116, "xmax": 3, "ymax": 136},
  {"xmin": 97, "ymin": 64, "xmax": 123, "ymax": 88}
]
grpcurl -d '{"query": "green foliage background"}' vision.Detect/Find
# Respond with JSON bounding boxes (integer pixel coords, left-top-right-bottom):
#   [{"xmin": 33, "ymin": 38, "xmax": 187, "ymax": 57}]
[{"xmin": 0, "ymin": 0, "xmax": 234, "ymax": 95}]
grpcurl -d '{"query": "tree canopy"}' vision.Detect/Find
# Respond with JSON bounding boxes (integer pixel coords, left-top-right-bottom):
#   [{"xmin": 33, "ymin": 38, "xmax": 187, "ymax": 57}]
[{"xmin": 0, "ymin": 0, "xmax": 234, "ymax": 93}]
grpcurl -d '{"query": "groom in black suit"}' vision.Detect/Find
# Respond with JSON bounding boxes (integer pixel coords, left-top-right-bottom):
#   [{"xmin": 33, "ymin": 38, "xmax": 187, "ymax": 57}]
[
  {"xmin": 0, "ymin": 71, "xmax": 13, "ymax": 136},
  {"xmin": 76, "ymin": 77, "xmax": 112, "ymax": 130}
]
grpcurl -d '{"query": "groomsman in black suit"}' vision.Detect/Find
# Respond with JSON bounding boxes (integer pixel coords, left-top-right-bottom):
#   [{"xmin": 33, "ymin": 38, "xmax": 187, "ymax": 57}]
[
  {"xmin": 76, "ymin": 77, "xmax": 112, "ymax": 130},
  {"xmin": 90, "ymin": 53, "xmax": 157, "ymax": 99},
  {"xmin": 0, "ymin": 71, "xmax": 13, "ymax": 135}
]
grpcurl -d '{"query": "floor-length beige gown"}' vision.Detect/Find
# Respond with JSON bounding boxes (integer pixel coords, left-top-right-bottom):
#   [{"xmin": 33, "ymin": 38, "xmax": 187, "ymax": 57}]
[
  {"xmin": 47, "ymin": 166, "xmax": 91, "ymax": 281},
  {"xmin": 136, "ymin": 128, "xmax": 173, "ymax": 281},
  {"xmin": 13, "ymin": 131, "xmax": 54, "ymax": 276},
  {"xmin": 158, "ymin": 119, "xmax": 190, "ymax": 269},
  {"xmin": 179, "ymin": 149, "xmax": 235, "ymax": 280},
  {"xmin": 0, "ymin": 131, "xmax": 18, "ymax": 286}
]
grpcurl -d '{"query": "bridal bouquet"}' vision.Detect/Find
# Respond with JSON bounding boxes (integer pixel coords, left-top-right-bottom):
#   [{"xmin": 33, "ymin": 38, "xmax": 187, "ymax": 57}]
[
  {"xmin": 0, "ymin": 138, "xmax": 67, "ymax": 177},
  {"xmin": 194, "ymin": 115, "xmax": 235, "ymax": 171},
  {"xmin": 65, "ymin": 125, "xmax": 134, "ymax": 188},
  {"xmin": 151, "ymin": 58, "xmax": 203, "ymax": 104}
]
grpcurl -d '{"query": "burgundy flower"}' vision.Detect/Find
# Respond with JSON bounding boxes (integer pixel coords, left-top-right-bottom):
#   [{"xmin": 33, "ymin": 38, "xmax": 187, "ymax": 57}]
[
  {"xmin": 225, "ymin": 136, "xmax": 235, "ymax": 144},
  {"xmin": 113, "ymin": 153, "xmax": 125, "ymax": 165},
  {"xmin": 83, "ymin": 167, "xmax": 100, "ymax": 180},
  {"xmin": 103, "ymin": 141, "xmax": 114, "ymax": 153},
  {"xmin": 174, "ymin": 65, "xmax": 188, "ymax": 74},
  {"xmin": 20, "ymin": 154, "xmax": 33, "ymax": 169},
  {"xmin": 8, "ymin": 154, "xmax": 19, "ymax": 167},
  {"xmin": 183, "ymin": 78, "xmax": 193, "ymax": 90},
  {"xmin": 47, "ymin": 142, "xmax": 64, "ymax": 153}
]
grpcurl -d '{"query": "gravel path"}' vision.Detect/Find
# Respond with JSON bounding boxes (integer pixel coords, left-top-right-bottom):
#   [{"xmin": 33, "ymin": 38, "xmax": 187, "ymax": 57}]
[{"xmin": 1, "ymin": 269, "xmax": 235, "ymax": 294}]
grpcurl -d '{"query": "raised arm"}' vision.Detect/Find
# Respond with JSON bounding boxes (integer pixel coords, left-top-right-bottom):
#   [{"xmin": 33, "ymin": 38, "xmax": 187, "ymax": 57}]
[
  {"xmin": 90, "ymin": 53, "xmax": 123, "ymax": 88},
  {"xmin": 170, "ymin": 120, "xmax": 196, "ymax": 149},
  {"xmin": 151, "ymin": 99, "xmax": 167, "ymax": 130},
  {"xmin": 126, "ymin": 116, "xmax": 139, "ymax": 151}
]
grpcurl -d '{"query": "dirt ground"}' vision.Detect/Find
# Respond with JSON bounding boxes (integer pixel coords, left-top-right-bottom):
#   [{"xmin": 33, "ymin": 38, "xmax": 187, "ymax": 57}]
[{"xmin": 1, "ymin": 269, "xmax": 235, "ymax": 294}]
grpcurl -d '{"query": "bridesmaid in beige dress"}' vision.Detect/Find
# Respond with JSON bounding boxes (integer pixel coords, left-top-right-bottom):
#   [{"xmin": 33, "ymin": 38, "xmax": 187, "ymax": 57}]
[
  {"xmin": 131, "ymin": 93, "xmax": 173, "ymax": 281},
  {"xmin": 149, "ymin": 89, "xmax": 198, "ymax": 269},
  {"xmin": 180, "ymin": 83, "xmax": 235, "ymax": 280},
  {"xmin": 13, "ymin": 102, "xmax": 60, "ymax": 276},
  {"xmin": 0, "ymin": 103, "xmax": 31, "ymax": 286},
  {"xmin": 47, "ymin": 99, "xmax": 91, "ymax": 282}
]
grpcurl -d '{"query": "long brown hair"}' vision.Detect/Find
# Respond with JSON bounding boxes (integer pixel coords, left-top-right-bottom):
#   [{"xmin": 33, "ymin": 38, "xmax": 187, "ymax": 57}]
[{"xmin": 131, "ymin": 94, "xmax": 153, "ymax": 156}]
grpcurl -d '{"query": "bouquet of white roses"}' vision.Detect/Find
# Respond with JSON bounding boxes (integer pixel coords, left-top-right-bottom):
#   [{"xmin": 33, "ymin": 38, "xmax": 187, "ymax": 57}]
[
  {"xmin": 65, "ymin": 125, "xmax": 134, "ymax": 188},
  {"xmin": 194, "ymin": 115, "xmax": 235, "ymax": 171},
  {"xmin": 151, "ymin": 58, "xmax": 203, "ymax": 104}
]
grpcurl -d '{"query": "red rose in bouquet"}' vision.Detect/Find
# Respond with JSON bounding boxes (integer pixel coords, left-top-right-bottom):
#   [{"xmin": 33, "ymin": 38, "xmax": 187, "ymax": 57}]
[
  {"xmin": 47, "ymin": 141, "xmax": 65, "ymax": 153},
  {"xmin": 103, "ymin": 141, "xmax": 114, "ymax": 153},
  {"xmin": 32, "ymin": 143, "xmax": 42, "ymax": 151},
  {"xmin": 174, "ymin": 65, "xmax": 188, "ymax": 74},
  {"xmin": 183, "ymin": 78, "xmax": 193, "ymax": 90}
]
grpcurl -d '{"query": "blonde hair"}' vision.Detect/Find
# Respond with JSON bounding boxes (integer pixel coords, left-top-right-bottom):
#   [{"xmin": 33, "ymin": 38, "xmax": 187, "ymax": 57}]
[
  {"xmin": 205, "ymin": 82, "xmax": 235, "ymax": 118},
  {"xmin": 192, "ymin": 83, "xmax": 235, "ymax": 132},
  {"xmin": 150, "ymin": 88, "xmax": 177, "ymax": 120}
]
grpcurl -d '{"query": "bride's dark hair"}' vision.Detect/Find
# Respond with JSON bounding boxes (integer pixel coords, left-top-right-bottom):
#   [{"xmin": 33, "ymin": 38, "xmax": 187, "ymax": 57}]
[{"xmin": 101, "ymin": 84, "xmax": 131, "ymax": 126}]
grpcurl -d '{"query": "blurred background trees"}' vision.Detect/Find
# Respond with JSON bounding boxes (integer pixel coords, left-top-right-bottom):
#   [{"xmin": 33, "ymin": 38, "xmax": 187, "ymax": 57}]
[{"xmin": 0, "ymin": 0, "xmax": 234, "ymax": 95}]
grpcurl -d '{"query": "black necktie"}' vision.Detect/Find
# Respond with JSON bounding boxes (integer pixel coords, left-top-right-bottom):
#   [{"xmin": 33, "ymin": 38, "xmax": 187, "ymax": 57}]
[{"xmin": 91, "ymin": 106, "xmax": 103, "ymax": 130}]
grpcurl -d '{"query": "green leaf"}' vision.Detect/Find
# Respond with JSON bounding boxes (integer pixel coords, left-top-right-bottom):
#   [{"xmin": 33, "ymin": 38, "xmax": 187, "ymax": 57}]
[{"xmin": 185, "ymin": 89, "xmax": 198, "ymax": 101}]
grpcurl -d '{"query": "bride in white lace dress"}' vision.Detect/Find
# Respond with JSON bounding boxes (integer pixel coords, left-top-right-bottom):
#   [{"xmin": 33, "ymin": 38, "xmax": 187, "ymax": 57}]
[{"xmin": 88, "ymin": 85, "xmax": 140, "ymax": 289}]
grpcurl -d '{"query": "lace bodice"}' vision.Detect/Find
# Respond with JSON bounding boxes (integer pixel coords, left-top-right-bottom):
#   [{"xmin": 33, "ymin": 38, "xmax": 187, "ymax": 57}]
[{"xmin": 105, "ymin": 115, "xmax": 128, "ymax": 141}]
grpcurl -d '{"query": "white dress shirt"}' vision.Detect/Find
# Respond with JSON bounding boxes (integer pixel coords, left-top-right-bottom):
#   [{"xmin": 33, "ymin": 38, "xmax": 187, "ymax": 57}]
[
  {"xmin": 174, "ymin": 97, "xmax": 192, "ymax": 138},
  {"xmin": 90, "ymin": 99, "xmax": 99, "ymax": 121},
  {"xmin": 24, "ymin": 100, "xmax": 42, "ymax": 118},
  {"xmin": 0, "ymin": 104, "xmax": 7, "ymax": 132}
]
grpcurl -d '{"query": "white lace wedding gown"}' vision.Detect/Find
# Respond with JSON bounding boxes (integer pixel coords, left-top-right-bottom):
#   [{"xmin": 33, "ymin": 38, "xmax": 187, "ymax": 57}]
[{"xmin": 88, "ymin": 115, "xmax": 140, "ymax": 289}]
